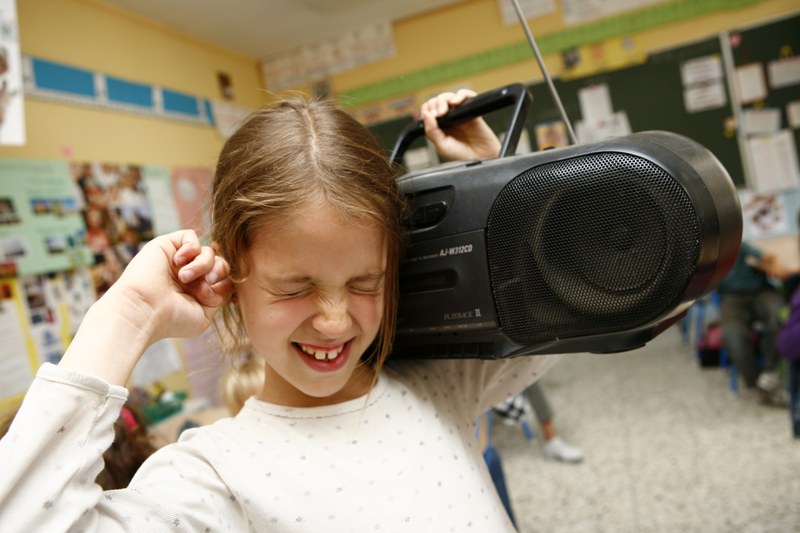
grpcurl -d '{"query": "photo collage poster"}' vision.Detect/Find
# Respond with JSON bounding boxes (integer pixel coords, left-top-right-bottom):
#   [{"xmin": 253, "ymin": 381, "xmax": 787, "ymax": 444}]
[{"xmin": 0, "ymin": 158, "xmax": 215, "ymax": 405}]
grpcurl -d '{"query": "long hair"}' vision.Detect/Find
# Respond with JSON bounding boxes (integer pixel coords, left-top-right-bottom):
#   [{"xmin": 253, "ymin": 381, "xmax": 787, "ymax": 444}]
[{"xmin": 210, "ymin": 95, "xmax": 406, "ymax": 377}]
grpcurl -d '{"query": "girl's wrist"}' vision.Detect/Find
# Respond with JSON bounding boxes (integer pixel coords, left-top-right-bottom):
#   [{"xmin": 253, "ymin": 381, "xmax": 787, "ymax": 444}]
[{"xmin": 58, "ymin": 288, "xmax": 158, "ymax": 386}]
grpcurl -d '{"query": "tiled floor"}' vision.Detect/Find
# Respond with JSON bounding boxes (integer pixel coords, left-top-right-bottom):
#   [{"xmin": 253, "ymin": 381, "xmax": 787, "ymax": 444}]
[{"xmin": 490, "ymin": 324, "xmax": 800, "ymax": 533}]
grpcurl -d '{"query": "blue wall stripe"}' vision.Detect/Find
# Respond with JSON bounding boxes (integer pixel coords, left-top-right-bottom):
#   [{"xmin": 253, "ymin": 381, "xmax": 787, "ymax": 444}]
[
  {"xmin": 203, "ymin": 99, "xmax": 215, "ymax": 127},
  {"xmin": 106, "ymin": 76, "xmax": 153, "ymax": 108},
  {"xmin": 162, "ymin": 89, "xmax": 199, "ymax": 117},
  {"xmin": 32, "ymin": 58, "xmax": 95, "ymax": 98}
]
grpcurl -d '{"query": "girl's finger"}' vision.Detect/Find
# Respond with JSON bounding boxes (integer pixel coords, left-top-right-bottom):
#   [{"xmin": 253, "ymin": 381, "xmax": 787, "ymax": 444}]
[
  {"xmin": 205, "ymin": 255, "xmax": 229, "ymax": 286},
  {"xmin": 178, "ymin": 245, "xmax": 216, "ymax": 284},
  {"xmin": 172, "ymin": 230, "xmax": 202, "ymax": 267}
]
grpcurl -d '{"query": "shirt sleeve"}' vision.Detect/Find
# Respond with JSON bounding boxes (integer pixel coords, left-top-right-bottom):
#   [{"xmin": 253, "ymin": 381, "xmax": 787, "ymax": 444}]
[
  {"xmin": 0, "ymin": 363, "xmax": 247, "ymax": 532},
  {"xmin": 0, "ymin": 363, "xmax": 126, "ymax": 531}
]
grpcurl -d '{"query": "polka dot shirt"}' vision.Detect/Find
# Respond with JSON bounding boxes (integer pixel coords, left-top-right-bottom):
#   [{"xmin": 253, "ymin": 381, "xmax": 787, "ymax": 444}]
[{"xmin": 0, "ymin": 355, "xmax": 559, "ymax": 531}]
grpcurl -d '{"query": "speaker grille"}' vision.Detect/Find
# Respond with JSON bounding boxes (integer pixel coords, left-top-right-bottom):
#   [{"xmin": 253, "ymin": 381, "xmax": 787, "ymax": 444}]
[{"xmin": 487, "ymin": 152, "xmax": 701, "ymax": 344}]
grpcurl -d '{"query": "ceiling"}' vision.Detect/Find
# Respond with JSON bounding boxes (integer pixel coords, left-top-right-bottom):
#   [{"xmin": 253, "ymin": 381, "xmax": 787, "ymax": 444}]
[{"xmin": 105, "ymin": 0, "xmax": 467, "ymax": 61}]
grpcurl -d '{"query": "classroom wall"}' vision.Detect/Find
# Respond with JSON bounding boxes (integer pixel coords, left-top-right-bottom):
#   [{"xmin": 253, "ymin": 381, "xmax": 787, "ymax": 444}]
[
  {"xmin": 0, "ymin": 0, "xmax": 268, "ymax": 420},
  {"xmin": 332, "ymin": 0, "xmax": 800, "ymax": 111},
  {"xmin": 0, "ymin": 0, "xmax": 266, "ymax": 166}
]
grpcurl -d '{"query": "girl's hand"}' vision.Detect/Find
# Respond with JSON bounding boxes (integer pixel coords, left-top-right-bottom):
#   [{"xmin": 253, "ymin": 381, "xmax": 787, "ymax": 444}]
[
  {"xmin": 420, "ymin": 89, "xmax": 502, "ymax": 161},
  {"xmin": 111, "ymin": 230, "xmax": 233, "ymax": 342},
  {"xmin": 59, "ymin": 230, "xmax": 233, "ymax": 385}
]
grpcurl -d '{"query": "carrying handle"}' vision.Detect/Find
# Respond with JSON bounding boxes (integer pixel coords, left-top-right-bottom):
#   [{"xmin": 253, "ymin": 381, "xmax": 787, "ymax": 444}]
[{"xmin": 389, "ymin": 83, "xmax": 532, "ymax": 167}]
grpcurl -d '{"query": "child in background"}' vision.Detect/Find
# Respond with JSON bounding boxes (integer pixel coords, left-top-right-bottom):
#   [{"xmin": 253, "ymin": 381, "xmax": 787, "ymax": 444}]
[
  {"xmin": 0, "ymin": 91, "xmax": 558, "ymax": 531},
  {"xmin": 776, "ymin": 212, "xmax": 800, "ymax": 438},
  {"xmin": 777, "ymin": 280, "xmax": 800, "ymax": 438},
  {"xmin": 493, "ymin": 382, "xmax": 584, "ymax": 464}
]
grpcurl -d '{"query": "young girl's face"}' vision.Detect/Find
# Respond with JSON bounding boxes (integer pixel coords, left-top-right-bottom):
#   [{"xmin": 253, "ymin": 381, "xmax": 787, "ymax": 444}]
[{"xmin": 236, "ymin": 202, "xmax": 387, "ymax": 407}]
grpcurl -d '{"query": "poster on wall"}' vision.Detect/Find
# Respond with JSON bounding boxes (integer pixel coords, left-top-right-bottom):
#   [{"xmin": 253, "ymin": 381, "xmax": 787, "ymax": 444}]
[
  {"xmin": 0, "ymin": 267, "xmax": 97, "ymax": 403},
  {"xmin": 739, "ymin": 189, "xmax": 791, "ymax": 240},
  {"xmin": 0, "ymin": 0, "xmax": 25, "ymax": 145},
  {"xmin": 171, "ymin": 166, "xmax": 213, "ymax": 238},
  {"xmin": 141, "ymin": 165, "xmax": 181, "ymax": 236},
  {"xmin": 0, "ymin": 159, "xmax": 92, "ymax": 276},
  {"xmin": 70, "ymin": 161, "xmax": 155, "ymax": 296}
]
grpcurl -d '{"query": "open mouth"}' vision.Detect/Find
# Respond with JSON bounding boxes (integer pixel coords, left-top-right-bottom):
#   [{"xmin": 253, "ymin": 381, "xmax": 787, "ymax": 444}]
[{"xmin": 295, "ymin": 341, "xmax": 347, "ymax": 362}]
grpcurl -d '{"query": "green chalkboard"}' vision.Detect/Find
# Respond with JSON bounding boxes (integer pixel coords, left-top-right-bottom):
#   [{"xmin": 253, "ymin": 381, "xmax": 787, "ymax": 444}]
[{"xmin": 372, "ymin": 40, "xmax": 746, "ymax": 186}]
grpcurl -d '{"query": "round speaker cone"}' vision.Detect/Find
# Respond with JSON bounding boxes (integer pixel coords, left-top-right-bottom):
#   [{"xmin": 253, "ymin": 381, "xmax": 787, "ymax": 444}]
[{"xmin": 487, "ymin": 152, "xmax": 700, "ymax": 344}]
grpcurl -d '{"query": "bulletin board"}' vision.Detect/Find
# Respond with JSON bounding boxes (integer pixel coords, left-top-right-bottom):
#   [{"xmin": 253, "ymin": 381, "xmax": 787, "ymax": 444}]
[
  {"xmin": 524, "ymin": 36, "xmax": 744, "ymax": 187},
  {"xmin": 728, "ymin": 13, "xmax": 800, "ymax": 192}
]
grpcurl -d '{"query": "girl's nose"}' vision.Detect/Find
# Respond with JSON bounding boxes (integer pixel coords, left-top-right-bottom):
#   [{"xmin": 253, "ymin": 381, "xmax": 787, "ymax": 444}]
[{"xmin": 312, "ymin": 295, "xmax": 351, "ymax": 337}]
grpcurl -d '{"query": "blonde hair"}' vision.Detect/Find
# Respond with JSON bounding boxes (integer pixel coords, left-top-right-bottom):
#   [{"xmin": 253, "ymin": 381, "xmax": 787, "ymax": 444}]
[
  {"xmin": 210, "ymin": 95, "xmax": 406, "ymax": 378},
  {"xmin": 222, "ymin": 353, "xmax": 266, "ymax": 415}
]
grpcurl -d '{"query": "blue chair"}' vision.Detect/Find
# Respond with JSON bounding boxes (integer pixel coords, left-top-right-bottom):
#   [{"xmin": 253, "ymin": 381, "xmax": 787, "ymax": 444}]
[
  {"xmin": 478, "ymin": 411, "xmax": 517, "ymax": 527},
  {"xmin": 689, "ymin": 292, "xmax": 740, "ymax": 393}
]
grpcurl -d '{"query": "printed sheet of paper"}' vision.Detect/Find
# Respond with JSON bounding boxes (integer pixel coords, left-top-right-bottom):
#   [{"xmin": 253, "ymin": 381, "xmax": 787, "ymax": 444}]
[
  {"xmin": 132, "ymin": 338, "xmax": 184, "ymax": 387},
  {"xmin": 497, "ymin": 0, "xmax": 556, "ymax": 25},
  {"xmin": 0, "ymin": 278, "xmax": 34, "ymax": 400},
  {"xmin": 681, "ymin": 55, "xmax": 727, "ymax": 113},
  {"xmin": 141, "ymin": 165, "xmax": 181, "ymax": 236},
  {"xmin": 578, "ymin": 84, "xmax": 614, "ymax": 125},
  {"xmin": 767, "ymin": 56, "xmax": 800, "ymax": 89},
  {"xmin": 562, "ymin": 0, "xmax": 668, "ymax": 26},
  {"xmin": 745, "ymin": 130, "xmax": 800, "ymax": 193},
  {"xmin": 735, "ymin": 63, "xmax": 768, "ymax": 104}
]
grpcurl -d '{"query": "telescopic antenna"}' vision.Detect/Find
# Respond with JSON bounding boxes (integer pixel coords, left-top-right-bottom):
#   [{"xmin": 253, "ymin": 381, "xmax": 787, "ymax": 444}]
[{"xmin": 509, "ymin": 0, "xmax": 578, "ymax": 145}]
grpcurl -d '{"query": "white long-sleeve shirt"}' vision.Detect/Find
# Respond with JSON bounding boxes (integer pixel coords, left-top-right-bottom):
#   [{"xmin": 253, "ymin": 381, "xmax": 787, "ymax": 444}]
[{"xmin": 0, "ymin": 354, "xmax": 559, "ymax": 532}]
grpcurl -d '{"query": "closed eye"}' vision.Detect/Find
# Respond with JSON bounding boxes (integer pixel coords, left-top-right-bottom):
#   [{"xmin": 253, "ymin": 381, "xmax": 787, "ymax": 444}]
[
  {"xmin": 349, "ymin": 272, "xmax": 385, "ymax": 295},
  {"xmin": 349, "ymin": 280, "xmax": 384, "ymax": 295}
]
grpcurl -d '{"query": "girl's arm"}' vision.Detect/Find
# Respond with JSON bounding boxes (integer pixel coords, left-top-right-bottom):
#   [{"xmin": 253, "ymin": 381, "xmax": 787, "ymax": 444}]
[{"xmin": 0, "ymin": 230, "xmax": 235, "ymax": 531}]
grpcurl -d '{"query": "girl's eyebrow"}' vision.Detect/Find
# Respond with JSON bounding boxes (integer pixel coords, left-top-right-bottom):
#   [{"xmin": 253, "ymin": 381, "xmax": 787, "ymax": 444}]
[
  {"xmin": 350, "ymin": 272, "xmax": 386, "ymax": 283},
  {"xmin": 259, "ymin": 272, "xmax": 385, "ymax": 285},
  {"xmin": 262, "ymin": 274, "xmax": 313, "ymax": 284}
]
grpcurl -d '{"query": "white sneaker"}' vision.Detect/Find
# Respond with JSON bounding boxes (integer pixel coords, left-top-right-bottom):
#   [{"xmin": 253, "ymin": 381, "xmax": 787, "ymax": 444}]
[
  {"xmin": 756, "ymin": 371, "xmax": 780, "ymax": 393},
  {"xmin": 543, "ymin": 436, "xmax": 584, "ymax": 463}
]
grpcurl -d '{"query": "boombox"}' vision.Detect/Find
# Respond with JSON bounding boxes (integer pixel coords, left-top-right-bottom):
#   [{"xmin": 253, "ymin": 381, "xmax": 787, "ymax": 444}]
[{"xmin": 390, "ymin": 84, "xmax": 742, "ymax": 360}]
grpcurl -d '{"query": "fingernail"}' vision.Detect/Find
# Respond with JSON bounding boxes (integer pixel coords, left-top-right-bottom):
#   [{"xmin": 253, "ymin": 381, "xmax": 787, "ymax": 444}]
[
  {"xmin": 179, "ymin": 269, "xmax": 194, "ymax": 282},
  {"xmin": 206, "ymin": 271, "xmax": 218, "ymax": 284}
]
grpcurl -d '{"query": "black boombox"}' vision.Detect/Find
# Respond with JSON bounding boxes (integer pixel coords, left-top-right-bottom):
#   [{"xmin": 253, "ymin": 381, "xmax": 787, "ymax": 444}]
[{"xmin": 390, "ymin": 84, "xmax": 742, "ymax": 360}]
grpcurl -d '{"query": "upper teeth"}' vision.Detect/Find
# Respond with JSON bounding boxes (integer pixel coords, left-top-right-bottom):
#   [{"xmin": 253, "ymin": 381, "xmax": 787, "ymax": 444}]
[{"xmin": 299, "ymin": 343, "xmax": 344, "ymax": 361}]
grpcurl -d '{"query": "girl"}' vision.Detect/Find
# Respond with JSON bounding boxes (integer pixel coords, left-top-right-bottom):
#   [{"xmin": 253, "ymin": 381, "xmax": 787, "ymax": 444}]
[{"xmin": 0, "ymin": 91, "xmax": 558, "ymax": 531}]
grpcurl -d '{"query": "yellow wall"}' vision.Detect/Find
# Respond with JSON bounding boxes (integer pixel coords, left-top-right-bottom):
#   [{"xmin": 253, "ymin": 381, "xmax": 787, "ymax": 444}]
[
  {"xmin": 4, "ymin": 0, "xmax": 797, "ymax": 163},
  {"xmin": 332, "ymin": 0, "xmax": 800, "ymax": 110},
  {"xmin": 0, "ymin": 0, "xmax": 265, "ymax": 166}
]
